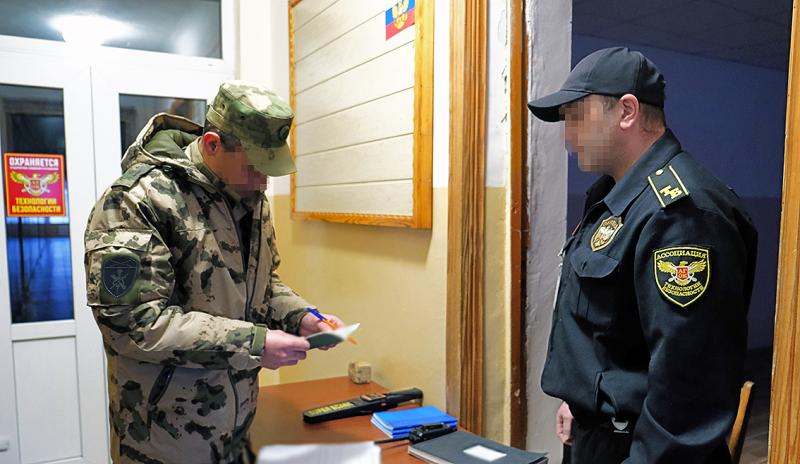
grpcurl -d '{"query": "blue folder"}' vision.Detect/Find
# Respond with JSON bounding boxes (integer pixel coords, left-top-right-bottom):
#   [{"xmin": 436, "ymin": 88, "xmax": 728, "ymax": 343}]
[{"xmin": 371, "ymin": 406, "xmax": 458, "ymax": 438}]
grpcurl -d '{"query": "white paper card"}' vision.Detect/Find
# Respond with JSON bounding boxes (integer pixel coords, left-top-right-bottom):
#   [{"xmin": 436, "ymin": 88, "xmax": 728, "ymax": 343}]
[
  {"xmin": 258, "ymin": 441, "xmax": 379, "ymax": 464},
  {"xmin": 463, "ymin": 444, "xmax": 507, "ymax": 462},
  {"xmin": 306, "ymin": 323, "xmax": 360, "ymax": 349}
]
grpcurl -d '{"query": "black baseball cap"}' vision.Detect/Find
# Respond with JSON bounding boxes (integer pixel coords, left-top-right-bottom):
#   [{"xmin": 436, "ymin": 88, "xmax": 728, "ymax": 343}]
[{"xmin": 527, "ymin": 47, "xmax": 666, "ymax": 122}]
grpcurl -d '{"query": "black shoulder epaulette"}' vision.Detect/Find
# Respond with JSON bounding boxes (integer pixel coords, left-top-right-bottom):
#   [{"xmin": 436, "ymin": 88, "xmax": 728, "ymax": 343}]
[
  {"xmin": 647, "ymin": 164, "xmax": 690, "ymax": 208},
  {"xmin": 112, "ymin": 163, "xmax": 156, "ymax": 189}
]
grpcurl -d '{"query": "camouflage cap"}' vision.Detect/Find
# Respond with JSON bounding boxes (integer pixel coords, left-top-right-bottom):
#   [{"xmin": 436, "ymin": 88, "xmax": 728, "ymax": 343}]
[{"xmin": 206, "ymin": 80, "xmax": 296, "ymax": 176}]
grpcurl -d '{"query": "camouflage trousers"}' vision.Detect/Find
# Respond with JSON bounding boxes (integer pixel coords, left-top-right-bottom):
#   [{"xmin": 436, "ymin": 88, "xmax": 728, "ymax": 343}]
[{"xmin": 239, "ymin": 444, "xmax": 256, "ymax": 464}]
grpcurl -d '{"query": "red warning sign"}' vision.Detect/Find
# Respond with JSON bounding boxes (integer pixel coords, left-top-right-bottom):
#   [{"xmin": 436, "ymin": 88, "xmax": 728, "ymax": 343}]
[{"xmin": 3, "ymin": 153, "xmax": 67, "ymax": 217}]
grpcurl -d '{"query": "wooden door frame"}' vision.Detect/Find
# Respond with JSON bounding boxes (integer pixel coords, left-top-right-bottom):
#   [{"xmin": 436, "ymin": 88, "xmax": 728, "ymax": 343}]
[
  {"xmin": 769, "ymin": 2, "xmax": 800, "ymax": 462},
  {"xmin": 446, "ymin": 0, "xmax": 487, "ymax": 435},
  {"xmin": 509, "ymin": 0, "xmax": 529, "ymax": 448},
  {"xmin": 446, "ymin": 0, "xmax": 528, "ymax": 443}
]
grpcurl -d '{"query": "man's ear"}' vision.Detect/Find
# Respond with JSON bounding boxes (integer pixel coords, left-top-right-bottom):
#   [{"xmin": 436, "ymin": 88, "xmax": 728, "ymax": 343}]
[
  {"xmin": 618, "ymin": 94, "xmax": 640, "ymax": 131},
  {"xmin": 201, "ymin": 131, "xmax": 223, "ymax": 156}
]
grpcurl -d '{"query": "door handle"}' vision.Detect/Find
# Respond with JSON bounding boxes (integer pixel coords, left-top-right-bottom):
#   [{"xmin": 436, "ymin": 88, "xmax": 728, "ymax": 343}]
[{"xmin": 0, "ymin": 436, "xmax": 9, "ymax": 451}]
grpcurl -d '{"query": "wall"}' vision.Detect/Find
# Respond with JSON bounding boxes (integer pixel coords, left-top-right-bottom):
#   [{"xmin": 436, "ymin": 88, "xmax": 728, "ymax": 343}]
[
  {"xmin": 524, "ymin": 0, "xmax": 571, "ymax": 460},
  {"xmin": 238, "ymin": 0, "xmax": 518, "ymax": 441},
  {"xmin": 238, "ymin": 0, "xmax": 524, "ymax": 442},
  {"xmin": 239, "ymin": 0, "xmax": 452, "ymax": 411},
  {"xmin": 271, "ymin": 191, "xmax": 449, "ymax": 402},
  {"xmin": 483, "ymin": 0, "xmax": 513, "ymax": 444},
  {"xmin": 570, "ymin": 34, "xmax": 787, "ymax": 350}
]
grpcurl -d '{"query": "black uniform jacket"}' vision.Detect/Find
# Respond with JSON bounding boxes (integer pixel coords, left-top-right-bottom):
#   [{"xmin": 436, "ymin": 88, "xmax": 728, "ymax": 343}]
[{"xmin": 541, "ymin": 129, "xmax": 758, "ymax": 463}]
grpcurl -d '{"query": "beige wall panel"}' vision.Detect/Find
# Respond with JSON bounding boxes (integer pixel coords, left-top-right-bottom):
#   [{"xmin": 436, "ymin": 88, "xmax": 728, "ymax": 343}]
[
  {"xmin": 295, "ymin": 135, "xmax": 413, "ymax": 187},
  {"xmin": 295, "ymin": 0, "xmax": 385, "ymax": 61},
  {"xmin": 293, "ymin": 0, "xmax": 339, "ymax": 32},
  {"xmin": 295, "ymin": 42, "xmax": 415, "ymax": 124},
  {"xmin": 295, "ymin": 87, "xmax": 413, "ymax": 155},
  {"xmin": 272, "ymin": 189, "xmax": 447, "ymax": 408},
  {"xmin": 296, "ymin": 180, "xmax": 413, "ymax": 215},
  {"xmin": 296, "ymin": 14, "xmax": 414, "ymax": 92}
]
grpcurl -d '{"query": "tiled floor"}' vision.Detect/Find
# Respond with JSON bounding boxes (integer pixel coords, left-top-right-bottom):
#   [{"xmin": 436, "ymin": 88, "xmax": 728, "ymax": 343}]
[{"xmin": 739, "ymin": 347, "xmax": 772, "ymax": 464}]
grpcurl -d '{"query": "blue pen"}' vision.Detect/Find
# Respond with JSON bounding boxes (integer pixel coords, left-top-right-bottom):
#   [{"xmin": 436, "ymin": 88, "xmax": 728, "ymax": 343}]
[{"xmin": 307, "ymin": 307, "xmax": 357, "ymax": 344}]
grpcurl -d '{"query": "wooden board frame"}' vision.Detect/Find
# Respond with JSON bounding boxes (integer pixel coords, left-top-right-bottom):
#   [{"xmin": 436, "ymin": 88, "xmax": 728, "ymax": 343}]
[
  {"xmin": 288, "ymin": 0, "xmax": 433, "ymax": 228},
  {"xmin": 769, "ymin": 1, "xmax": 800, "ymax": 462}
]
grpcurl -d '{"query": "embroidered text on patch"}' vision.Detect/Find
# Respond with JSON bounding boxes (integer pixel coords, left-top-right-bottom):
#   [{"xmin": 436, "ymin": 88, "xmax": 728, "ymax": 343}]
[{"xmin": 654, "ymin": 246, "xmax": 710, "ymax": 308}]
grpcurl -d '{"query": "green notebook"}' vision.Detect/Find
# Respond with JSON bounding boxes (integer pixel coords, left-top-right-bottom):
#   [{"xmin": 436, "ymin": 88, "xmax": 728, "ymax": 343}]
[{"xmin": 306, "ymin": 323, "xmax": 360, "ymax": 349}]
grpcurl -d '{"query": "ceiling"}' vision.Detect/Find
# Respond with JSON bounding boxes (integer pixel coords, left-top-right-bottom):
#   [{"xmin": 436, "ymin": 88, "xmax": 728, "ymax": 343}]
[
  {"xmin": 572, "ymin": 0, "xmax": 793, "ymax": 71},
  {"xmin": 0, "ymin": 0, "xmax": 791, "ymax": 71},
  {"xmin": 0, "ymin": 0, "xmax": 221, "ymax": 58}
]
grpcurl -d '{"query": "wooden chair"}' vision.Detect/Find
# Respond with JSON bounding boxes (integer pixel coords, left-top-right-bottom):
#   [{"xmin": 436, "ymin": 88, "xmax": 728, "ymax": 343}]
[{"xmin": 728, "ymin": 381, "xmax": 755, "ymax": 464}]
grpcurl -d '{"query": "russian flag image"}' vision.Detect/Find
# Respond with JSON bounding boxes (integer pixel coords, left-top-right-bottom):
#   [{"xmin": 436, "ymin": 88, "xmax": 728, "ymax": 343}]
[{"xmin": 385, "ymin": 0, "xmax": 416, "ymax": 40}]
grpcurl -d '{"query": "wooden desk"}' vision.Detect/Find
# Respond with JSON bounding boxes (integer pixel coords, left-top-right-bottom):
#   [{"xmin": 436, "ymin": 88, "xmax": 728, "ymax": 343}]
[{"xmin": 250, "ymin": 377, "xmax": 421, "ymax": 462}]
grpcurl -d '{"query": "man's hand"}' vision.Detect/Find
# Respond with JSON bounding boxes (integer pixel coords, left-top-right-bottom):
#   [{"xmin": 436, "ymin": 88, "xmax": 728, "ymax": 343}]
[
  {"xmin": 299, "ymin": 311, "xmax": 346, "ymax": 350},
  {"xmin": 556, "ymin": 401, "xmax": 574, "ymax": 445},
  {"xmin": 261, "ymin": 330, "xmax": 310, "ymax": 369},
  {"xmin": 299, "ymin": 312, "xmax": 345, "ymax": 336}
]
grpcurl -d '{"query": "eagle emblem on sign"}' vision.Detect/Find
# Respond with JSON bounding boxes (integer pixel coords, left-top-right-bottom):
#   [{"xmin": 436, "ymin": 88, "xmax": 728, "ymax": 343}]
[
  {"xmin": 654, "ymin": 246, "xmax": 710, "ymax": 307},
  {"xmin": 392, "ymin": 0, "xmax": 410, "ymax": 29},
  {"xmin": 9, "ymin": 171, "xmax": 59, "ymax": 196}
]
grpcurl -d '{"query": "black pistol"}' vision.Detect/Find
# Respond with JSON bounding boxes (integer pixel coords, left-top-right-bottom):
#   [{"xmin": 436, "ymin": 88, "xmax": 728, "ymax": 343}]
[{"xmin": 303, "ymin": 388, "xmax": 423, "ymax": 423}]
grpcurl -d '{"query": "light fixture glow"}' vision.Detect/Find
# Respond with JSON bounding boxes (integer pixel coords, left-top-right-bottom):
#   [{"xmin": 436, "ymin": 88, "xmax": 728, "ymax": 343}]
[{"xmin": 51, "ymin": 14, "xmax": 133, "ymax": 47}]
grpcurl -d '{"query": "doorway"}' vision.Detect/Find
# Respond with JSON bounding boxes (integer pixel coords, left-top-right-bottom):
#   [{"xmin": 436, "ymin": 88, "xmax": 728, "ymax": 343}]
[{"xmin": 566, "ymin": 1, "xmax": 791, "ymax": 462}]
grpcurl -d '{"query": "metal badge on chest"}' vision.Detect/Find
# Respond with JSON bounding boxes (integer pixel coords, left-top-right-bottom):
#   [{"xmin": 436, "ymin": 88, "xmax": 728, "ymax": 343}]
[{"xmin": 590, "ymin": 216, "xmax": 623, "ymax": 252}]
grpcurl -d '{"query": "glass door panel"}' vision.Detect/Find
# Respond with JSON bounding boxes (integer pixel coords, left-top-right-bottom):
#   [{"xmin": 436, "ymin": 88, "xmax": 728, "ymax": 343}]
[
  {"xmin": 1, "ymin": 84, "xmax": 74, "ymax": 324},
  {"xmin": 119, "ymin": 94, "xmax": 207, "ymax": 154},
  {"xmin": 92, "ymin": 65, "xmax": 227, "ymax": 190}
]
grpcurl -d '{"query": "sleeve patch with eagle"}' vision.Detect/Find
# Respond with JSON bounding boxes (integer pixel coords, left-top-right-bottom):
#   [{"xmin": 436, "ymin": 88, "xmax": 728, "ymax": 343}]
[{"xmin": 653, "ymin": 246, "xmax": 710, "ymax": 308}]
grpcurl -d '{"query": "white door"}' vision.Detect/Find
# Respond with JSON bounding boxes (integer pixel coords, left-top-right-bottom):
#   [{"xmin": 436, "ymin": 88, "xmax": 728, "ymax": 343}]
[
  {"xmin": 0, "ymin": 5, "xmax": 235, "ymax": 462},
  {"xmin": 0, "ymin": 56, "xmax": 230, "ymax": 464},
  {"xmin": 0, "ymin": 51, "xmax": 108, "ymax": 464}
]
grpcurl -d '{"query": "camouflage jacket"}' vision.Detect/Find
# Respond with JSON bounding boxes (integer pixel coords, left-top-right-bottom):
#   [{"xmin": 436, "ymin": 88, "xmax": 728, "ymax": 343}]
[{"xmin": 84, "ymin": 114, "xmax": 310, "ymax": 463}]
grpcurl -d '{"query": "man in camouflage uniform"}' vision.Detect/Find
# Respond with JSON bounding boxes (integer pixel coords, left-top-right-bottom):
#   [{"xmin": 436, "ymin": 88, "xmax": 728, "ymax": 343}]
[{"xmin": 84, "ymin": 81, "xmax": 344, "ymax": 463}]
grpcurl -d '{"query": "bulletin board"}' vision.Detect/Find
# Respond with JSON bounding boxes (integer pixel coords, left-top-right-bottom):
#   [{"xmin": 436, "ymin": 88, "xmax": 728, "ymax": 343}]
[{"xmin": 289, "ymin": 0, "xmax": 433, "ymax": 228}]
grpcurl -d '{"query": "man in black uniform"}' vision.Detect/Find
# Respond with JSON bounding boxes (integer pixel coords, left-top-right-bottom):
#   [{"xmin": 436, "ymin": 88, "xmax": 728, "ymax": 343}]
[{"xmin": 528, "ymin": 47, "xmax": 758, "ymax": 463}]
